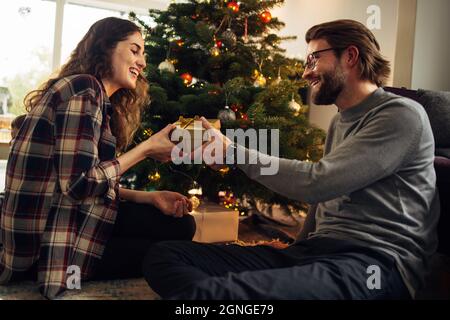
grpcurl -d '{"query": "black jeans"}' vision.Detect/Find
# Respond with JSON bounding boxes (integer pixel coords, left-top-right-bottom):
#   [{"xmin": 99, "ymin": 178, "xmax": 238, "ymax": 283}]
[
  {"xmin": 142, "ymin": 237, "xmax": 411, "ymax": 300},
  {"xmin": 14, "ymin": 201, "xmax": 196, "ymax": 281},
  {"xmin": 92, "ymin": 201, "xmax": 196, "ymax": 280}
]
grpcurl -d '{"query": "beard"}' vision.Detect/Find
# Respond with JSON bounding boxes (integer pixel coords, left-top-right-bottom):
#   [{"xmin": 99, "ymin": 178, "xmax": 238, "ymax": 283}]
[{"xmin": 311, "ymin": 66, "xmax": 345, "ymax": 105}]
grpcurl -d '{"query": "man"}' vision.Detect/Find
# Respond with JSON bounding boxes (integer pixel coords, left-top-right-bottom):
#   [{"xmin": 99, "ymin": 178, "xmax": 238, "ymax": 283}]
[{"xmin": 142, "ymin": 20, "xmax": 439, "ymax": 300}]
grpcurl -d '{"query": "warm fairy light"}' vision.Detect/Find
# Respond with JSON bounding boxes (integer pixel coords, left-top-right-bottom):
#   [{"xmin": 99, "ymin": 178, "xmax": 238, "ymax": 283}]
[
  {"xmin": 148, "ymin": 172, "xmax": 161, "ymax": 182},
  {"xmin": 180, "ymin": 72, "xmax": 193, "ymax": 85},
  {"xmin": 219, "ymin": 167, "xmax": 230, "ymax": 174},
  {"xmin": 143, "ymin": 128, "xmax": 153, "ymax": 137},
  {"xmin": 188, "ymin": 187, "xmax": 203, "ymax": 196}
]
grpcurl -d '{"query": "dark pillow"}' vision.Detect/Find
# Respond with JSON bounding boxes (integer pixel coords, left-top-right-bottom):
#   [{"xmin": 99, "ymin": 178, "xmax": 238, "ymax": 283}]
[
  {"xmin": 436, "ymin": 148, "xmax": 450, "ymax": 158},
  {"xmin": 417, "ymin": 89, "xmax": 450, "ymax": 148}
]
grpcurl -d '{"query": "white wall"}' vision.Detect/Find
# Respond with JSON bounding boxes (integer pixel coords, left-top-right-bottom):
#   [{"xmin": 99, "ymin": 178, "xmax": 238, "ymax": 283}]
[
  {"xmin": 411, "ymin": 0, "xmax": 450, "ymax": 91},
  {"xmin": 272, "ymin": 0, "xmax": 400, "ymax": 131}
]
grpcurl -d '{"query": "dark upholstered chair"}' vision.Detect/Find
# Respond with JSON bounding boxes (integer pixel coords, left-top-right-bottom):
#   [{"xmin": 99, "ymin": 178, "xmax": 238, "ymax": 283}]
[
  {"xmin": 384, "ymin": 87, "xmax": 450, "ymax": 256},
  {"xmin": 385, "ymin": 87, "xmax": 450, "ymax": 299}
]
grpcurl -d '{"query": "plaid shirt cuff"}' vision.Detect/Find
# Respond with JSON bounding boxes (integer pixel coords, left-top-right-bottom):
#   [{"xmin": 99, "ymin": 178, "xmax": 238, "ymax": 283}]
[{"xmin": 98, "ymin": 159, "xmax": 121, "ymax": 202}]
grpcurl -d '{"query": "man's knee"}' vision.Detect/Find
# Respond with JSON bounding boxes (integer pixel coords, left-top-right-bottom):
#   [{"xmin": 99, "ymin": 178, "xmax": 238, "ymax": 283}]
[
  {"xmin": 141, "ymin": 240, "xmax": 192, "ymax": 294},
  {"xmin": 142, "ymin": 241, "xmax": 184, "ymax": 274}
]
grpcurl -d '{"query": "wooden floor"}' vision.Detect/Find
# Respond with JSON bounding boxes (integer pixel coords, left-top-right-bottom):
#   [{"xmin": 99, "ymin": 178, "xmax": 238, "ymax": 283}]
[
  {"xmin": 0, "ymin": 215, "xmax": 301, "ymax": 300},
  {"xmin": 0, "ymin": 278, "xmax": 159, "ymax": 300}
]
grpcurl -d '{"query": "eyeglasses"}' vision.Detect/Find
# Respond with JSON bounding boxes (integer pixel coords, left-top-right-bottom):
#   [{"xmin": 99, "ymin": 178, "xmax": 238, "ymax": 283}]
[{"xmin": 304, "ymin": 47, "xmax": 344, "ymax": 71}]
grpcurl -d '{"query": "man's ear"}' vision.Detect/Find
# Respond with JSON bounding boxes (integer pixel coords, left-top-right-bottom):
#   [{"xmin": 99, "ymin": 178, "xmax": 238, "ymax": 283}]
[{"xmin": 345, "ymin": 45, "xmax": 360, "ymax": 68}]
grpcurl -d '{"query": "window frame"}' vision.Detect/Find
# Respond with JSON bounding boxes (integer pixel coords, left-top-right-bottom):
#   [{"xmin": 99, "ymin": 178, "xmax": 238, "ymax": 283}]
[{"xmin": 46, "ymin": 0, "xmax": 164, "ymax": 70}]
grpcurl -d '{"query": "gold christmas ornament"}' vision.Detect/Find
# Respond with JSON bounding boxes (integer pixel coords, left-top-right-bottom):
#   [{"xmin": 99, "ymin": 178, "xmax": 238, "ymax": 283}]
[
  {"xmin": 190, "ymin": 195, "xmax": 201, "ymax": 211},
  {"xmin": 253, "ymin": 74, "xmax": 267, "ymax": 87},
  {"xmin": 272, "ymin": 67, "xmax": 282, "ymax": 85},
  {"xmin": 272, "ymin": 76, "xmax": 282, "ymax": 85},
  {"xmin": 210, "ymin": 46, "xmax": 220, "ymax": 57},
  {"xmin": 158, "ymin": 59, "xmax": 175, "ymax": 73},
  {"xmin": 288, "ymin": 96, "xmax": 302, "ymax": 115}
]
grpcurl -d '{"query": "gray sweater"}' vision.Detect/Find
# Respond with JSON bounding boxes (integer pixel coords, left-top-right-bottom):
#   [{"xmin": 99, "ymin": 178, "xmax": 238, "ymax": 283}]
[{"xmin": 236, "ymin": 88, "xmax": 440, "ymax": 298}]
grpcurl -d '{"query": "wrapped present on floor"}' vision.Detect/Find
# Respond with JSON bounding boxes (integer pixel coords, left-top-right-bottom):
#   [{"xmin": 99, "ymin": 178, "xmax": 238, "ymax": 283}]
[
  {"xmin": 191, "ymin": 201, "xmax": 239, "ymax": 243},
  {"xmin": 171, "ymin": 116, "xmax": 221, "ymax": 152}
]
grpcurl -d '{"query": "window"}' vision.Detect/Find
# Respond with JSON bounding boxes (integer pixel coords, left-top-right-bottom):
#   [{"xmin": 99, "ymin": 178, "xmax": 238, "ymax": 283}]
[
  {"xmin": 0, "ymin": 0, "xmax": 56, "ymax": 115},
  {"xmin": 0, "ymin": 0, "xmax": 156, "ymax": 117},
  {"xmin": 60, "ymin": 3, "xmax": 124, "ymax": 64},
  {"xmin": 0, "ymin": 0, "xmax": 156, "ymax": 163}
]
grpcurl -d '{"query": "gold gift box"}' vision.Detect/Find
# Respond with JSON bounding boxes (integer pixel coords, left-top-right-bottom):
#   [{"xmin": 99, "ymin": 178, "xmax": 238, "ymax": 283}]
[
  {"xmin": 171, "ymin": 116, "xmax": 221, "ymax": 150},
  {"xmin": 191, "ymin": 201, "xmax": 239, "ymax": 243}
]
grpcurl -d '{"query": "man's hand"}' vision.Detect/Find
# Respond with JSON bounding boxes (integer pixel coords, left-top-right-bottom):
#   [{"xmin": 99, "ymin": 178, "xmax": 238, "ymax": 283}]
[
  {"xmin": 149, "ymin": 191, "xmax": 193, "ymax": 218},
  {"xmin": 196, "ymin": 117, "xmax": 233, "ymax": 170}
]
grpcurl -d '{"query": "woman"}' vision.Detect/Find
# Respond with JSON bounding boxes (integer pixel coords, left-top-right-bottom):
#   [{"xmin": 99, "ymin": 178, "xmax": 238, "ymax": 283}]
[{"xmin": 0, "ymin": 17, "xmax": 195, "ymax": 299}]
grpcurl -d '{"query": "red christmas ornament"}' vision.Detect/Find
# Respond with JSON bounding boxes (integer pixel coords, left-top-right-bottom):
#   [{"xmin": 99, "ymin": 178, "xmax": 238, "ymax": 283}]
[
  {"xmin": 215, "ymin": 40, "xmax": 223, "ymax": 48},
  {"xmin": 180, "ymin": 73, "xmax": 193, "ymax": 85},
  {"xmin": 260, "ymin": 11, "xmax": 272, "ymax": 24},
  {"xmin": 227, "ymin": 1, "xmax": 240, "ymax": 13},
  {"xmin": 240, "ymin": 113, "xmax": 249, "ymax": 121}
]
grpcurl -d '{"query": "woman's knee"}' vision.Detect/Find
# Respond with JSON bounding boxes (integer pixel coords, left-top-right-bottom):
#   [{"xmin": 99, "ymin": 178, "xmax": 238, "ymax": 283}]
[{"xmin": 176, "ymin": 214, "xmax": 196, "ymax": 240}]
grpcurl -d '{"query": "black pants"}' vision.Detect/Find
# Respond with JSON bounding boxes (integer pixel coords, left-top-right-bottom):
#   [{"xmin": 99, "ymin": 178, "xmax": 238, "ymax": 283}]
[
  {"xmin": 142, "ymin": 237, "xmax": 411, "ymax": 300},
  {"xmin": 16, "ymin": 201, "xmax": 196, "ymax": 281},
  {"xmin": 91, "ymin": 201, "xmax": 196, "ymax": 280}
]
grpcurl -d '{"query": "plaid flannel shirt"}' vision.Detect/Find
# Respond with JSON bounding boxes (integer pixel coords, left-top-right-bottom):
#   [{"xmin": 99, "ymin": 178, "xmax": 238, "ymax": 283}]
[{"xmin": 0, "ymin": 74, "xmax": 121, "ymax": 299}]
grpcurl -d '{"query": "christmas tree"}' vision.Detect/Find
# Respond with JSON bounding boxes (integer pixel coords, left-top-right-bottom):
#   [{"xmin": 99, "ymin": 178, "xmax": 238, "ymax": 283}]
[{"xmin": 125, "ymin": 0, "xmax": 326, "ymax": 216}]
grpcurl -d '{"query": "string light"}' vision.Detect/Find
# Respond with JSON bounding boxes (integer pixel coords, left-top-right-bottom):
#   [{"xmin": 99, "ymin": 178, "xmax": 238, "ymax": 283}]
[{"xmin": 148, "ymin": 172, "xmax": 161, "ymax": 182}]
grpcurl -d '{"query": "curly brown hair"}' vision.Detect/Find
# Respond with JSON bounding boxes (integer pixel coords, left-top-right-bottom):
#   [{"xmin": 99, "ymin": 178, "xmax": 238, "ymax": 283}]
[{"xmin": 24, "ymin": 17, "xmax": 149, "ymax": 151}]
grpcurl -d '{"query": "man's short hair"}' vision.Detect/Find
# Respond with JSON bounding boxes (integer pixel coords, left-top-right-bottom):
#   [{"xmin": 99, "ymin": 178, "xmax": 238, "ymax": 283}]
[{"xmin": 305, "ymin": 19, "xmax": 391, "ymax": 87}]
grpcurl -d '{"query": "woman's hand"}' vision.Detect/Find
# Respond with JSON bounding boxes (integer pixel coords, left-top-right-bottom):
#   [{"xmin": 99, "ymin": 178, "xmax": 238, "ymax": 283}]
[
  {"xmin": 141, "ymin": 124, "xmax": 177, "ymax": 162},
  {"xmin": 150, "ymin": 191, "xmax": 193, "ymax": 218},
  {"xmin": 119, "ymin": 188, "xmax": 192, "ymax": 218},
  {"xmin": 116, "ymin": 124, "xmax": 177, "ymax": 176}
]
